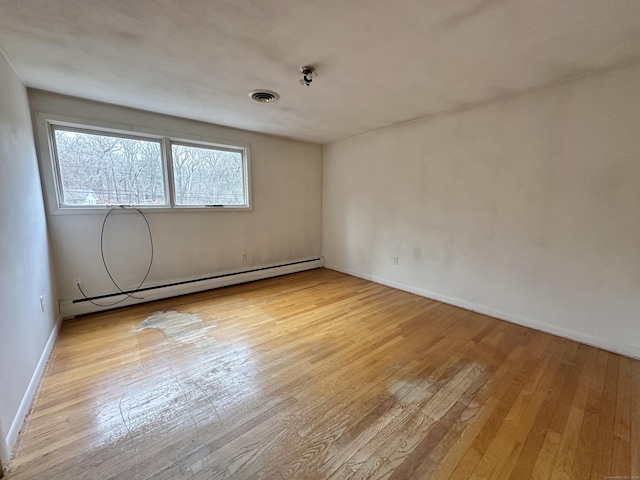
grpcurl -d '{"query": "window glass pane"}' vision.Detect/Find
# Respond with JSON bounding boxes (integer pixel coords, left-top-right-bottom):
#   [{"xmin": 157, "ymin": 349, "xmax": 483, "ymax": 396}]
[
  {"xmin": 171, "ymin": 143, "xmax": 246, "ymax": 206},
  {"xmin": 53, "ymin": 128, "xmax": 165, "ymax": 206}
]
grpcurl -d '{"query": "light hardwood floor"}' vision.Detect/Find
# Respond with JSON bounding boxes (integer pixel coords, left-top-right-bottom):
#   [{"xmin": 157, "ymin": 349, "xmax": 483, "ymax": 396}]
[{"xmin": 5, "ymin": 268, "xmax": 639, "ymax": 479}]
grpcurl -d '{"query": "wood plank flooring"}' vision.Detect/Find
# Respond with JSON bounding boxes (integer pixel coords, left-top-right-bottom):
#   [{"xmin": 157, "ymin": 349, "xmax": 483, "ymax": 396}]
[{"xmin": 5, "ymin": 268, "xmax": 639, "ymax": 479}]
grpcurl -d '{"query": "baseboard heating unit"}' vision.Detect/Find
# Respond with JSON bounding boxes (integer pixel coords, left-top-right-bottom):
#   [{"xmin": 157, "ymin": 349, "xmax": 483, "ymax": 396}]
[{"xmin": 59, "ymin": 257, "xmax": 324, "ymax": 318}]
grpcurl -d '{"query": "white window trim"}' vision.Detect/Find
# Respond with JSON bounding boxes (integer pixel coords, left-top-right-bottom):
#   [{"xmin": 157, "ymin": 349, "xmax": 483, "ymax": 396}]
[
  {"xmin": 168, "ymin": 138, "xmax": 250, "ymax": 209},
  {"xmin": 34, "ymin": 112, "xmax": 252, "ymax": 215}
]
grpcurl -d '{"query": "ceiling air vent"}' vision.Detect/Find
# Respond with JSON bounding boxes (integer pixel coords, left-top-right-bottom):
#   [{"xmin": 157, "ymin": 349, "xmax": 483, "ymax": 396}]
[{"xmin": 248, "ymin": 89, "xmax": 280, "ymax": 103}]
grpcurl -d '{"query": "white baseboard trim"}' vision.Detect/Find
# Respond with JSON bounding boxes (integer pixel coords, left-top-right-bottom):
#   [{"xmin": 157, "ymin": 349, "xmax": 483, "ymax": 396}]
[
  {"xmin": 326, "ymin": 264, "xmax": 640, "ymax": 360},
  {"xmin": 60, "ymin": 258, "xmax": 325, "ymax": 318},
  {"xmin": 6, "ymin": 315, "xmax": 63, "ymax": 459}
]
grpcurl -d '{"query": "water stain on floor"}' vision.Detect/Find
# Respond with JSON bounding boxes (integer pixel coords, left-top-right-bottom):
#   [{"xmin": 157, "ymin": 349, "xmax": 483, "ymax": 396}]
[{"xmin": 133, "ymin": 310, "xmax": 213, "ymax": 343}]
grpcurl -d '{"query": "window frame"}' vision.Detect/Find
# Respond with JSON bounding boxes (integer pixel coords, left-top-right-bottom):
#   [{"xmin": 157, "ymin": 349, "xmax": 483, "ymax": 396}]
[
  {"xmin": 35, "ymin": 112, "xmax": 252, "ymax": 214},
  {"xmin": 50, "ymin": 124, "xmax": 170, "ymax": 209},
  {"xmin": 168, "ymin": 138, "xmax": 250, "ymax": 209}
]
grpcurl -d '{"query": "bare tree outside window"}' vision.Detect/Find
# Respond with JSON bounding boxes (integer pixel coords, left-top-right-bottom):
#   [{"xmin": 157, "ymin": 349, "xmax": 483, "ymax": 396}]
[
  {"xmin": 48, "ymin": 123, "xmax": 250, "ymax": 209},
  {"xmin": 171, "ymin": 143, "xmax": 245, "ymax": 206},
  {"xmin": 53, "ymin": 128, "xmax": 165, "ymax": 206}
]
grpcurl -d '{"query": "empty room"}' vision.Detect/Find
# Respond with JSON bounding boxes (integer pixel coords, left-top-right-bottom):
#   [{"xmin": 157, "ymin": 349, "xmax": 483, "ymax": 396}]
[{"xmin": 0, "ymin": 1, "xmax": 639, "ymax": 479}]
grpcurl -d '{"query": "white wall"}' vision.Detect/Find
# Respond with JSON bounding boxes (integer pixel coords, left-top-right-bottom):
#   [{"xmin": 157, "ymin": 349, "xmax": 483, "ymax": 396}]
[
  {"xmin": 323, "ymin": 62, "xmax": 640, "ymax": 358},
  {"xmin": 28, "ymin": 91, "xmax": 322, "ymax": 309},
  {"xmin": 0, "ymin": 52, "xmax": 59, "ymax": 463}
]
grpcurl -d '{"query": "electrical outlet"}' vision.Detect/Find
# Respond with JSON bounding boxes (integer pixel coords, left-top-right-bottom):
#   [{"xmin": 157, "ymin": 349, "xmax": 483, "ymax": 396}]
[
  {"xmin": 75, "ymin": 277, "xmax": 81, "ymax": 287},
  {"xmin": 40, "ymin": 295, "xmax": 45, "ymax": 312},
  {"xmin": 392, "ymin": 256, "xmax": 399, "ymax": 265},
  {"xmin": 241, "ymin": 253, "xmax": 248, "ymax": 262}
]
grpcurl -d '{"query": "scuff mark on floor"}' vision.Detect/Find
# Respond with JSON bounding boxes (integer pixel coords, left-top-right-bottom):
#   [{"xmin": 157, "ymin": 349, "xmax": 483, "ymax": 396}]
[{"xmin": 133, "ymin": 310, "xmax": 213, "ymax": 343}]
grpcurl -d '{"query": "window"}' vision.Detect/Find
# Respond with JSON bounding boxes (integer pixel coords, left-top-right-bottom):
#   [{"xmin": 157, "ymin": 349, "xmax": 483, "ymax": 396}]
[
  {"xmin": 52, "ymin": 127, "xmax": 166, "ymax": 207},
  {"xmin": 171, "ymin": 142, "xmax": 246, "ymax": 206},
  {"xmin": 45, "ymin": 120, "xmax": 251, "ymax": 211}
]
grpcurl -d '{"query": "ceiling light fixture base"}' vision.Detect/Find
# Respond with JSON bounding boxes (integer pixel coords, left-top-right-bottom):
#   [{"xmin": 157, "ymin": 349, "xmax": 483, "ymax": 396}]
[{"xmin": 299, "ymin": 65, "xmax": 316, "ymax": 86}]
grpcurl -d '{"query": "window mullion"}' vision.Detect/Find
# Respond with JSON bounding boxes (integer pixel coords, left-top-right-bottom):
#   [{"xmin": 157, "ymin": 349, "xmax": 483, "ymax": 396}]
[{"xmin": 163, "ymin": 137, "xmax": 176, "ymax": 207}]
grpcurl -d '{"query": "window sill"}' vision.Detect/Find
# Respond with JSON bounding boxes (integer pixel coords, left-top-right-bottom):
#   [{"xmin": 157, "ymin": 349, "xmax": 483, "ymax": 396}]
[{"xmin": 49, "ymin": 205, "xmax": 253, "ymax": 215}]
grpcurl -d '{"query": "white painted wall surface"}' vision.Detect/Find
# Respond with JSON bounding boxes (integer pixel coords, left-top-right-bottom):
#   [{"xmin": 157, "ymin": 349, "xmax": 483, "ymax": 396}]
[
  {"xmin": 0, "ymin": 52, "xmax": 58, "ymax": 461},
  {"xmin": 28, "ymin": 91, "xmax": 322, "ymax": 306},
  {"xmin": 323, "ymin": 63, "xmax": 640, "ymax": 358}
]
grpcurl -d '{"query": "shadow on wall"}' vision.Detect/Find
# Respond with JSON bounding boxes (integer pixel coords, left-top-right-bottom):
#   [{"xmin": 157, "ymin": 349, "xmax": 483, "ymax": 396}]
[
  {"xmin": 0, "ymin": 440, "xmax": 7, "ymax": 478},
  {"xmin": 0, "ymin": 419, "xmax": 6, "ymax": 476}
]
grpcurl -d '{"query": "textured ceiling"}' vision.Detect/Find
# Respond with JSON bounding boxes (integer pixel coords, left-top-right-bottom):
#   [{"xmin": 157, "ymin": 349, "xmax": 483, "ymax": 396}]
[{"xmin": 1, "ymin": 0, "xmax": 639, "ymax": 144}]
